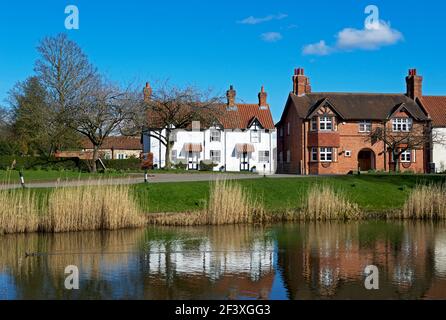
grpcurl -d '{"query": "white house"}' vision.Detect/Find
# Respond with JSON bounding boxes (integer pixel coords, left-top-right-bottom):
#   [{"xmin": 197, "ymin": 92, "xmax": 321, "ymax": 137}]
[
  {"xmin": 420, "ymin": 96, "xmax": 446, "ymax": 173},
  {"xmin": 142, "ymin": 85, "xmax": 277, "ymax": 173}
]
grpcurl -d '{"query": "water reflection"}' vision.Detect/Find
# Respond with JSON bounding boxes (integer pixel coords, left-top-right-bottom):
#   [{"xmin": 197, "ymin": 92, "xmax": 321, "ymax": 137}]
[{"xmin": 1, "ymin": 222, "xmax": 446, "ymax": 300}]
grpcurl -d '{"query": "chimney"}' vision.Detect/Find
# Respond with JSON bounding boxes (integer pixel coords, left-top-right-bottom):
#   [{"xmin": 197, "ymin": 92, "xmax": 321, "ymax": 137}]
[
  {"xmin": 406, "ymin": 69, "xmax": 423, "ymax": 100},
  {"xmin": 292, "ymin": 68, "xmax": 311, "ymax": 96},
  {"xmin": 226, "ymin": 85, "xmax": 236, "ymax": 106},
  {"xmin": 258, "ymin": 86, "xmax": 268, "ymax": 108},
  {"xmin": 143, "ymin": 82, "xmax": 152, "ymax": 102}
]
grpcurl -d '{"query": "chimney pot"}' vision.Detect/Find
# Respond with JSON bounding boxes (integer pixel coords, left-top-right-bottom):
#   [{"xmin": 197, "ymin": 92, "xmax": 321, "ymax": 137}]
[{"xmin": 292, "ymin": 68, "xmax": 311, "ymax": 96}]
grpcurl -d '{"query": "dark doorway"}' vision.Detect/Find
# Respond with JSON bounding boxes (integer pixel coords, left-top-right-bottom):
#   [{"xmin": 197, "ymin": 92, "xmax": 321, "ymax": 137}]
[
  {"xmin": 188, "ymin": 152, "xmax": 199, "ymax": 170},
  {"xmin": 358, "ymin": 149, "xmax": 375, "ymax": 171}
]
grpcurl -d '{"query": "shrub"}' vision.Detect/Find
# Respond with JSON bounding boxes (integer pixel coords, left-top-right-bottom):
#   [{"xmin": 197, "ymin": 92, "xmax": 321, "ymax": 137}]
[
  {"xmin": 199, "ymin": 160, "xmax": 217, "ymax": 171},
  {"xmin": 175, "ymin": 161, "xmax": 187, "ymax": 170}
]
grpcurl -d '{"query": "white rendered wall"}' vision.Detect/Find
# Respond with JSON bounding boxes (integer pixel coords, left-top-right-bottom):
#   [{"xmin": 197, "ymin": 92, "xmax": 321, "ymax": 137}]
[
  {"xmin": 145, "ymin": 128, "xmax": 277, "ymax": 173},
  {"xmin": 433, "ymin": 128, "xmax": 446, "ymax": 173}
]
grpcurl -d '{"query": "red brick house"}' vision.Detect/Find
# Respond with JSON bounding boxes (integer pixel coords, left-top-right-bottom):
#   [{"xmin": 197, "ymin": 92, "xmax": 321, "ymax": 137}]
[{"xmin": 276, "ymin": 68, "xmax": 431, "ymax": 175}]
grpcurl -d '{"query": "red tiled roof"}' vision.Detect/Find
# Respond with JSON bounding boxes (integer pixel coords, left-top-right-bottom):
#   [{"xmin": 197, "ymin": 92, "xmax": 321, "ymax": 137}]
[
  {"xmin": 420, "ymin": 96, "xmax": 446, "ymax": 127},
  {"xmin": 81, "ymin": 136, "xmax": 142, "ymax": 150},
  {"xmin": 147, "ymin": 104, "xmax": 275, "ymax": 130}
]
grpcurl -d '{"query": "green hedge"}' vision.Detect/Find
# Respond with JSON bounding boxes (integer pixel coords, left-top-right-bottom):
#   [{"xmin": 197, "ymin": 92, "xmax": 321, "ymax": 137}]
[{"xmin": 0, "ymin": 156, "xmax": 142, "ymax": 172}]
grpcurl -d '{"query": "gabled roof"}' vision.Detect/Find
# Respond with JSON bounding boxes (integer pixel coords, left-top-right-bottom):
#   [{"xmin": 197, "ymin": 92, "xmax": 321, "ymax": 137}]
[
  {"xmin": 147, "ymin": 103, "xmax": 275, "ymax": 130},
  {"xmin": 420, "ymin": 96, "xmax": 446, "ymax": 127},
  {"xmin": 287, "ymin": 92, "xmax": 429, "ymax": 121},
  {"xmin": 82, "ymin": 136, "xmax": 142, "ymax": 151},
  {"xmin": 307, "ymin": 98, "xmax": 346, "ymax": 119}
]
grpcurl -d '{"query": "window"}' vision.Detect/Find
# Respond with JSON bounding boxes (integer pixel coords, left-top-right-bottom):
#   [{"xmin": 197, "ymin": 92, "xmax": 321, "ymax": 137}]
[
  {"xmin": 345, "ymin": 150, "xmax": 352, "ymax": 158},
  {"xmin": 320, "ymin": 147, "xmax": 333, "ymax": 162},
  {"xmin": 401, "ymin": 150, "xmax": 412, "ymax": 163},
  {"xmin": 171, "ymin": 150, "xmax": 177, "ymax": 163},
  {"xmin": 251, "ymin": 130, "xmax": 261, "ymax": 143},
  {"xmin": 286, "ymin": 150, "xmax": 291, "ymax": 163},
  {"xmin": 311, "ymin": 147, "xmax": 318, "ymax": 162},
  {"xmin": 359, "ymin": 121, "xmax": 372, "ymax": 133},
  {"xmin": 311, "ymin": 117, "xmax": 318, "ymax": 131},
  {"xmin": 279, "ymin": 152, "xmax": 283, "ymax": 163},
  {"xmin": 118, "ymin": 153, "xmax": 127, "ymax": 160},
  {"xmin": 320, "ymin": 116, "xmax": 333, "ymax": 131},
  {"xmin": 287, "ymin": 123, "xmax": 291, "ymax": 135},
  {"xmin": 210, "ymin": 129, "xmax": 221, "ymax": 142},
  {"xmin": 279, "ymin": 127, "xmax": 283, "ymax": 137},
  {"xmin": 259, "ymin": 151, "xmax": 270, "ymax": 163},
  {"xmin": 210, "ymin": 150, "xmax": 221, "ymax": 163},
  {"xmin": 392, "ymin": 118, "xmax": 412, "ymax": 132}
]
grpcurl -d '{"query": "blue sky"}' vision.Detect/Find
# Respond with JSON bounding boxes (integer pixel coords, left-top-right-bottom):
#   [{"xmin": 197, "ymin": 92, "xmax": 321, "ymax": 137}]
[{"xmin": 0, "ymin": 0, "xmax": 445, "ymax": 121}]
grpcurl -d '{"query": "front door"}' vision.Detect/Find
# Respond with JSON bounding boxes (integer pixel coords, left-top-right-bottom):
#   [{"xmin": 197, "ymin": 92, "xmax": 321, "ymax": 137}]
[
  {"xmin": 240, "ymin": 152, "xmax": 250, "ymax": 171},
  {"xmin": 358, "ymin": 150, "xmax": 373, "ymax": 171},
  {"xmin": 188, "ymin": 152, "xmax": 198, "ymax": 170}
]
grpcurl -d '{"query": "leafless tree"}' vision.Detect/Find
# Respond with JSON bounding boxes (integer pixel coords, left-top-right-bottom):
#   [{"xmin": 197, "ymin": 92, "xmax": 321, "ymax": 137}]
[
  {"xmin": 143, "ymin": 82, "xmax": 223, "ymax": 169},
  {"xmin": 368, "ymin": 123, "xmax": 445, "ymax": 172},
  {"xmin": 34, "ymin": 33, "xmax": 97, "ymax": 154},
  {"xmin": 64, "ymin": 78, "xmax": 146, "ymax": 173}
]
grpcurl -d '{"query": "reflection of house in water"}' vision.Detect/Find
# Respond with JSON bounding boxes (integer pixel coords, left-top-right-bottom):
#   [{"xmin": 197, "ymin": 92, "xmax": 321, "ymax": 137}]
[
  {"xmin": 277, "ymin": 223, "xmax": 439, "ymax": 300},
  {"xmin": 141, "ymin": 228, "xmax": 275, "ymax": 300}
]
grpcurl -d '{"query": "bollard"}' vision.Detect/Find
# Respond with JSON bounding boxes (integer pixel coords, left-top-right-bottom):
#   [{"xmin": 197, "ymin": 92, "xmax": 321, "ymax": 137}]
[
  {"xmin": 19, "ymin": 170, "xmax": 26, "ymax": 188},
  {"xmin": 144, "ymin": 169, "xmax": 149, "ymax": 183}
]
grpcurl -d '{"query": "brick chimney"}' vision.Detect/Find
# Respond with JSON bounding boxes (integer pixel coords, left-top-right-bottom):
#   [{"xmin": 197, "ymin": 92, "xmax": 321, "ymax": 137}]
[
  {"xmin": 143, "ymin": 82, "xmax": 152, "ymax": 102},
  {"xmin": 406, "ymin": 69, "xmax": 423, "ymax": 100},
  {"xmin": 292, "ymin": 68, "xmax": 311, "ymax": 96},
  {"xmin": 226, "ymin": 85, "xmax": 236, "ymax": 106},
  {"xmin": 258, "ymin": 86, "xmax": 268, "ymax": 108}
]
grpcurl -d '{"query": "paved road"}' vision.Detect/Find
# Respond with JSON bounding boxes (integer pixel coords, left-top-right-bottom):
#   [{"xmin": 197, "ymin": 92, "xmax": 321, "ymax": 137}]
[{"xmin": 1, "ymin": 173, "xmax": 284, "ymax": 190}]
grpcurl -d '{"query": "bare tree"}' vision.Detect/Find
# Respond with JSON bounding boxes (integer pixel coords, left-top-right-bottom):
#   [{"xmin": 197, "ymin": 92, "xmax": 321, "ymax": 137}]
[
  {"xmin": 143, "ymin": 82, "xmax": 223, "ymax": 168},
  {"xmin": 368, "ymin": 122, "xmax": 444, "ymax": 172},
  {"xmin": 66, "ymin": 79, "xmax": 145, "ymax": 173},
  {"xmin": 34, "ymin": 33, "xmax": 97, "ymax": 154}
]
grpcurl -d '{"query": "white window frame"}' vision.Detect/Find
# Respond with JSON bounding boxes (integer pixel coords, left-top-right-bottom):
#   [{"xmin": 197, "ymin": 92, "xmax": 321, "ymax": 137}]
[
  {"xmin": 359, "ymin": 120, "xmax": 372, "ymax": 133},
  {"xmin": 118, "ymin": 153, "xmax": 127, "ymax": 160},
  {"xmin": 251, "ymin": 129, "xmax": 261, "ymax": 143},
  {"xmin": 311, "ymin": 147, "xmax": 318, "ymax": 162},
  {"xmin": 392, "ymin": 118, "xmax": 412, "ymax": 132},
  {"xmin": 311, "ymin": 117, "xmax": 318, "ymax": 131},
  {"xmin": 210, "ymin": 150, "xmax": 221, "ymax": 163},
  {"xmin": 401, "ymin": 149, "xmax": 412, "ymax": 163},
  {"xmin": 320, "ymin": 147, "xmax": 333, "ymax": 162},
  {"xmin": 319, "ymin": 116, "xmax": 333, "ymax": 131},
  {"xmin": 259, "ymin": 151, "xmax": 270, "ymax": 163},
  {"xmin": 210, "ymin": 129, "xmax": 221, "ymax": 142}
]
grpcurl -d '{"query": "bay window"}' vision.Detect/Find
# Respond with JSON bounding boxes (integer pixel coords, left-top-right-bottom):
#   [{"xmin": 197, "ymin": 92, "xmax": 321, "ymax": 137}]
[
  {"xmin": 320, "ymin": 147, "xmax": 333, "ymax": 162},
  {"xmin": 319, "ymin": 116, "xmax": 333, "ymax": 131}
]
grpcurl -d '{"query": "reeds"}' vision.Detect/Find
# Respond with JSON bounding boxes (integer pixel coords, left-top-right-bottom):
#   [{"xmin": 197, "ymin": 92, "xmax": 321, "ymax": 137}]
[
  {"xmin": 402, "ymin": 184, "xmax": 446, "ymax": 220},
  {"xmin": 0, "ymin": 183, "xmax": 146, "ymax": 235},
  {"xmin": 301, "ymin": 184, "xmax": 360, "ymax": 221},
  {"xmin": 147, "ymin": 178, "xmax": 265, "ymax": 226}
]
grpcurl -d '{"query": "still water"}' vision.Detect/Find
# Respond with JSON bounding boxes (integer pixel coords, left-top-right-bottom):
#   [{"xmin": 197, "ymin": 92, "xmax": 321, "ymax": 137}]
[{"xmin": 1, "ymin": 222, "xmax": 446, "ymax": 300}]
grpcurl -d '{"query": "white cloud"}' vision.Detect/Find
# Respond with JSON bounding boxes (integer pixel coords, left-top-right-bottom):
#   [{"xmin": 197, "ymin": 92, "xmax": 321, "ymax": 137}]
[
  {"xmin": 261, "ymin": 32, "xmax": 283, "ymax": 43},
  {"xmin": 336, "ymin": 21, "xmax": 403, "ymax": 50},
  {"xmin": 302, "ymin": 20, "xmax": 403, "ymax": 56},
  {"xmin": 302, "ymin": 40, "xmax": 331, "ymax": 56},
  {"xmin": 238, "ymin": 13, "xmax": 288, "ymax": 25}
]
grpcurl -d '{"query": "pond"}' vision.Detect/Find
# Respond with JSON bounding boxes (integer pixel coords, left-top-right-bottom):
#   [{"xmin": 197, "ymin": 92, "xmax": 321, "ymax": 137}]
[{"xmin": 1, "ymin": 222, "xmax": 446, "ymax": 300}]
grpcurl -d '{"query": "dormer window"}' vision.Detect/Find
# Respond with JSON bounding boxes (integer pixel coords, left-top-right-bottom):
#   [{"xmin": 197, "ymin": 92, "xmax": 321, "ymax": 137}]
[
  {"xmin": 319, "ymin": 116, "xmax": 333, "ymax": 131},
  {"xmin": 392, "ymin": 118, "xmax": 412, "ymax": 132},
  {"xmin": 251, "ymin": 129, "xmax": 261, "ymax": 143}
]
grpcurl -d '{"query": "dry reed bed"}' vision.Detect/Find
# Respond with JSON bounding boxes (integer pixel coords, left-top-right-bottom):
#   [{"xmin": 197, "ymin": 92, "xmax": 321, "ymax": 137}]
[
  {"xmin": 0, "ymin": 183, "xmax": 146, "ymax": 235},
  {"xmin": 401, "ymin": 184, "xmax": 446, "ymax": 220}
]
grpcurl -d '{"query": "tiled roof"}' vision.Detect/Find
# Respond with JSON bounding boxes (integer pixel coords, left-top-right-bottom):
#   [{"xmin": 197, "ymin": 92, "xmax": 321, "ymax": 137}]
[
  {"xmin": 287, "ymin": 92, "xmax": 429, "ymax": 121},
  {"xmin": 82, "ymin": 136, "xmax": 142, "ymax": 150},
  {"xmin": 420, "ymin": 96, "xmax": 446, "ymax": 127},
  {"xmin": 147, "ymin": 104, "xmax": 275, "ymax": 130}
]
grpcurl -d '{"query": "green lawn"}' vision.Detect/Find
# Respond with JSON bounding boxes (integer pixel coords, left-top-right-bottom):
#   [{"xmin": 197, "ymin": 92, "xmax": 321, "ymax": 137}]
[
  {"xmin": 133, "ymin": 175, "xmax": 446, "ymax": 213},
  {"xmin": 0, "ymin": 169, "xmax": 139, "ymax": 183}
]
